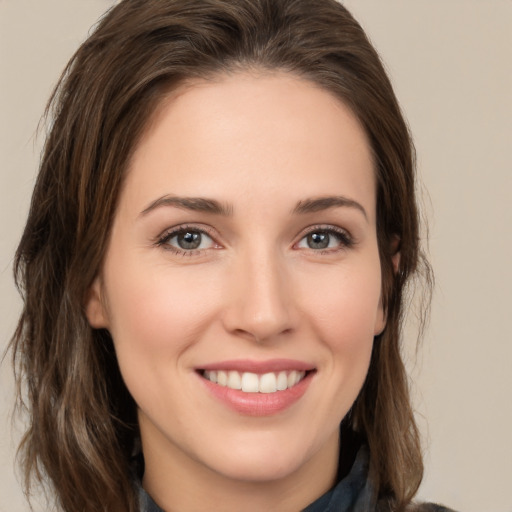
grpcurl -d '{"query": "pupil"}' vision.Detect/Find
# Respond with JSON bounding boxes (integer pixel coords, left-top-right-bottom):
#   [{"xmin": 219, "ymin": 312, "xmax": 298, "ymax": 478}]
[
  {"xmin": 178, "ymin": 231, "xmax": 201, "ymax": 250},
  {"xmin": 308, "ymin": 232, "xmax": 329, "ymax": 249}
]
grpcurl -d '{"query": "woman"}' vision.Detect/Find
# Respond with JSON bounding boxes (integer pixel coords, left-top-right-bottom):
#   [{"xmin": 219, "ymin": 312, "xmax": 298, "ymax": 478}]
[{"xmin": 10, "ymin": 0, "xmax": 453, "ymax": 511}]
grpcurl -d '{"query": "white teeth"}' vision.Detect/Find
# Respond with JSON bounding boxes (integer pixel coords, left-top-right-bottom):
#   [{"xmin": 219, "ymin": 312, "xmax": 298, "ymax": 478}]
[
  {"xmin": 203, "ymin": 370, "xmax": 308, "ymax": 393},
  {"xmin": 205, "ymin": 370, "xmax": 217, "ymax": 383},
  {"xmin": 241, "ymin": 372, "xmax": 260, "ymax": 393},
  {"xmin": 277, "ymin": 371, "xmax": 288, "ymax": 391},
  {"xmin": 217, "ymin": 370, "xmax": 228, "ymax": 386},
  {"xmin": 259, "ymin": 373, "xmax": 277, "ymax": 393},
  {"xmin": 227, "ymin": 370, "xmax": 242, "ymax": 390}
]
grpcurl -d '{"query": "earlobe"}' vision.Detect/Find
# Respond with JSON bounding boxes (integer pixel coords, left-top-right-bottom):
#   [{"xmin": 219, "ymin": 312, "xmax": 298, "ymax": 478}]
[
  {"xmin": 390, "ymin": 234, "xmax": 401, "ymax": 275},
  {"xmin": 84, "ymin": 277, "xmax": 109, "ymax": 328},
  {"xmin": 392, "ymin": 250, "xmax": 401, "ymax": 275},
  {"xmin": 374, "ymin": 295, "xmax": 386, "ymax": 336},
  {"xmin": 374, "ymin": 245, "xmax": 401, "ymax": 337}
]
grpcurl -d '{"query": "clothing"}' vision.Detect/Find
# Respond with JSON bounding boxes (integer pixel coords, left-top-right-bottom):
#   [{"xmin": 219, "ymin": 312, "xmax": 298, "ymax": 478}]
[{"xmin": 137, "ymin": 445, "xmax": 456, "ymax": 512}]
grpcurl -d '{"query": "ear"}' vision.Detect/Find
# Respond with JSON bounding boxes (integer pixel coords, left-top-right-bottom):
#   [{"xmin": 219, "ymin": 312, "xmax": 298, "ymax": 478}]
[
  {"xmin": 390, "ymin": 234, "xmax": 401, "ymax": 274},
  {"xmin": 391, "ymin": 246, "xmax": 401, "ymax": 275},
  {"xmin": 84, "ymin": 277, "xmax": 109, "ymax": 328},
  {"xmin": 373, "ymin": 295, "xmax": 387, "ymax": 336},
  {"xmin": 374, "ymin": 237, "xmax": 401, "ymax": 336}
]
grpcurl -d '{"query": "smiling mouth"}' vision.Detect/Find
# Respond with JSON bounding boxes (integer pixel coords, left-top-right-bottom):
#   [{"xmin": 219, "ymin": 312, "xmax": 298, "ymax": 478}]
[{"xmin": 200, "ymin": 369, "xmax": 312, "ymax": 394}]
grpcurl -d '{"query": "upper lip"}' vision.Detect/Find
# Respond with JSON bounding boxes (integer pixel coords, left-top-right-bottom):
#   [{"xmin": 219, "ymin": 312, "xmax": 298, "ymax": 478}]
[{"xmin": 197, "ymin": 359, "xmax": 315, "ymax": 373}]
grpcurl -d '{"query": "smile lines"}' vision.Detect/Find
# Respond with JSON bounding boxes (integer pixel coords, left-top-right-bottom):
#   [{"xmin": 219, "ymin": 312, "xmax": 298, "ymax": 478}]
[{"xmin": 202, "ymin": 370, "xmax": 307, "ymax": 393}]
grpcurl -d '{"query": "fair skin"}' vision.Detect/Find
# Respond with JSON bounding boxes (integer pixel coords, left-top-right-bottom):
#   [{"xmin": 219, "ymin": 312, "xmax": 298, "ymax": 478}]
[{"xmin": 86, "ymin": 71, "xmax": 386, "ymax": 512}]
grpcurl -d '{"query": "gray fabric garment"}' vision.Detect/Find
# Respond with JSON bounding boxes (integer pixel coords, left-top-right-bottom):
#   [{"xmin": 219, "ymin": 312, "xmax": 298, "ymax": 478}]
[
  {"xmin": 303, "ymin": 445, "xmax": 375, "ymax": 512},
  {"xmin": 138, "ymin": 484, "xmax": 163, "ymax": 512}
]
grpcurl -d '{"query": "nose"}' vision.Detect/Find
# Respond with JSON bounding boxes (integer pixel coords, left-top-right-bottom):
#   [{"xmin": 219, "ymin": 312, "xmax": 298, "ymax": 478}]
[{"xmin": 222, "ymin": 248, "xmax": 298, "ymax": 343}]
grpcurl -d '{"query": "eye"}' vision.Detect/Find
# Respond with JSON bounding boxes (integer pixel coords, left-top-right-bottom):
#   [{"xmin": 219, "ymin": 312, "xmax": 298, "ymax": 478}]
[
  {"xmin": 296, "ymin": 227, "xmax": 353, "ymax": 251},
  {"xmin": 157, "ymin": 227, "xmax": 217, "ymax": 253}
]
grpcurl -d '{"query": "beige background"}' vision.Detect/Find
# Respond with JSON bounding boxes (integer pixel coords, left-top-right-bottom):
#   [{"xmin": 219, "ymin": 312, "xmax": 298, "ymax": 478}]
[{"xmin": 1, "ymin": 1, "xmax": 511, "ymax": 511}]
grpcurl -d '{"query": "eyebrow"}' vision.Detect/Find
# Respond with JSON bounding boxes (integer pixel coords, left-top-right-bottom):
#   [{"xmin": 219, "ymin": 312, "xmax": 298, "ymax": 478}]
[
  {"xmin": 139, "ymin": 194, "xmax": 367, "ymax": 220},
  {"xmin": 140, "ymin": 195, "xmax": 233, "ymax": 217},
  {"xmin": 292, "ymin": 196, "xmax": 368, "ymax": 221}
]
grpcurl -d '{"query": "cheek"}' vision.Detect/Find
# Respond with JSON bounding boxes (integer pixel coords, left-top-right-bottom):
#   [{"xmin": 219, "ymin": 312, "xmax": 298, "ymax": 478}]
[
  {"xmin": 101, "ymin": 262, "xmax": 224, "ymax": 418},
  {"xmin": 103, "ymin": 261, "xmax": 220, "ymax": 365},
  {"xmin": 316, "ymin": 283, "xmax": 377, "ymax": 381},
  {"xmin": 299, "ymin": 261, "xmax": 383, "ymax": 347}
]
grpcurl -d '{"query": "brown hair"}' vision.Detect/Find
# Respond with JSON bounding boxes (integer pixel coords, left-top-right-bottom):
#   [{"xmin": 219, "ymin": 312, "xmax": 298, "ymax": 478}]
[{"xmin": 10, "ymin": 0, "xmax": 432, "ymax": 510}]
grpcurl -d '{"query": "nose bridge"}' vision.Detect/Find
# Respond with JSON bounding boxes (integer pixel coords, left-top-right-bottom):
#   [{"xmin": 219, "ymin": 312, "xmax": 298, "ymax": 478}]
[{"xmin": 224, "ymin": 243, "xmax": 296, "ymax": 342}]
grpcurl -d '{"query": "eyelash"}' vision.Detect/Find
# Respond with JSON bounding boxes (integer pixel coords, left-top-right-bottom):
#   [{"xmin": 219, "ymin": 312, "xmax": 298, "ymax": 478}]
[
  {"xmin": 154, "ymin": 224, "xmax": 354, "ymax": 256},
  {"xmin": 295, "ymin": 225, "xmax": 354, "ymax": 253},
  {"xmin": 155, "ymin": 224, "xmax": 218, "ymax": 257}
]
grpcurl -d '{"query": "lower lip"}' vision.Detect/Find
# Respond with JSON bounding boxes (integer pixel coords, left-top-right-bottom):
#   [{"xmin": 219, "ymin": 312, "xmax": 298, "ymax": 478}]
[{"xmin": 198, "ymin": 372, "xmax": 314, "ymax": 416}]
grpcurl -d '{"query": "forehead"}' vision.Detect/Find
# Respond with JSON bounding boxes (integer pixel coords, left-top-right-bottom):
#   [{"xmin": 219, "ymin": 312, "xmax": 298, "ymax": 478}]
[{"xmin": 123, "ymin": 71, "xmax": 376, "ymax": 220}]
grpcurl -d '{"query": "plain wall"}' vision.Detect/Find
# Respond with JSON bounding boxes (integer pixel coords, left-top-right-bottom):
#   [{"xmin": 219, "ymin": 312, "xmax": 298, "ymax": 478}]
[{"xmin": 1, "ymin": 1, "xmax": 511, "ymax": 511}]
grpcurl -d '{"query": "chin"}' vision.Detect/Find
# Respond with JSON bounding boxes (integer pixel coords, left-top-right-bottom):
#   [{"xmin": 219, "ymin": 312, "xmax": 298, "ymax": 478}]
[
  {"xmin": 197, "ymin": 427, "xmax": 333, "ymax": 484},
  {"xmin": 209, "ymin": 451, "xmax": 307, "ymax": 483}
]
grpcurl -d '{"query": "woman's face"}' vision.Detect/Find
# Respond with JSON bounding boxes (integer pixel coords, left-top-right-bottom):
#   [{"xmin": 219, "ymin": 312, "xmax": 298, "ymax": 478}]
[{"xmin": 87, "ymin": 72, "xmax": 385, "ymax": 488}]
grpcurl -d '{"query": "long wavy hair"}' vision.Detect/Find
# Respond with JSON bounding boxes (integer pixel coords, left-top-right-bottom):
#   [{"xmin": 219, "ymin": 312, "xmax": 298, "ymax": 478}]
[{"xmin": 9, "ymin": 0, "xmax": 432, "ymax": 510}]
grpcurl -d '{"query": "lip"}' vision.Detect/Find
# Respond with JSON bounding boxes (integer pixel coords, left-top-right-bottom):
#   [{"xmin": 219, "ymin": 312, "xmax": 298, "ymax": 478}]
[
  {"xmin": 198, "ymin": 358, "xmax": 315, "ymax": 373},
  {"xmin": 196, "ymin": 359, "xmax": 316, "ymax": 416}
]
